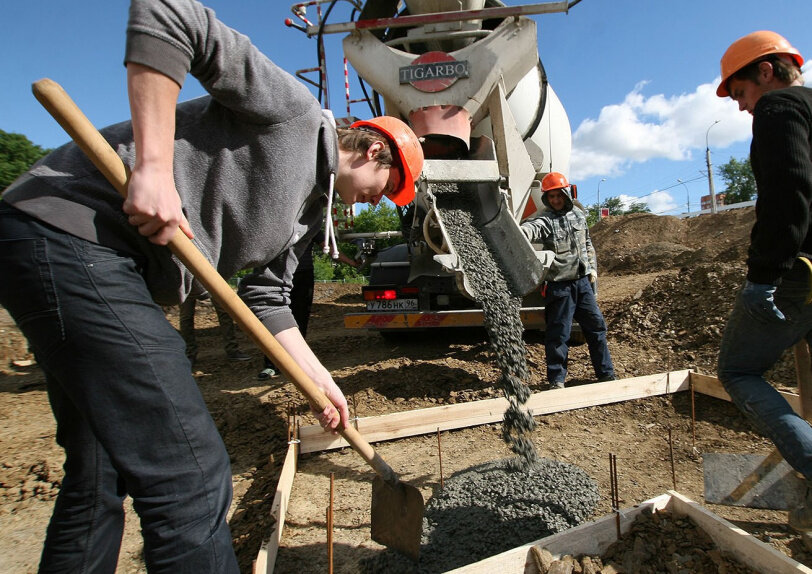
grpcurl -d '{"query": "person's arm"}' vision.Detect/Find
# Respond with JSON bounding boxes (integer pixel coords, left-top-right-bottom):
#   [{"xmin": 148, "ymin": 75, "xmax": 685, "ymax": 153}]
[
  {"xmin": 274, "ymin": 327, "xmax": 350, "ymax": 431},
  {"xmin": 747, "ymin": 93, "xmax": 812, "ymax": 284},
  {"xmin": 585, "ymin": 227, "xmax": 598, "ymax": 278},
  {"xmin": 520, "ymin": 215, "xmax": 552, "ymax": 243},
  {"xmin": 124, "ymin": 62, "xmax": 193, "ymax": 245}
]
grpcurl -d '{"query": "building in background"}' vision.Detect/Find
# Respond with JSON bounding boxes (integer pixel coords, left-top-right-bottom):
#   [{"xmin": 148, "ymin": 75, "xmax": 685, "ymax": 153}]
[{"xmin": 701, "ymin": 193, "xmax": 727, "ymax": 211}]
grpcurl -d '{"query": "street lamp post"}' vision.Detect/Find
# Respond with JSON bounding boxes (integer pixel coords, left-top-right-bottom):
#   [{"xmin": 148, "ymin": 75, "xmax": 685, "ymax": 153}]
[
  {"xmin": 706, "ymin": 120, "xmax": 720, "ymax": 213},
  {"xmin": 677, "ymin": 178, "xmax": 690, "ymax": 214},
  {"xmin": 597, "ymin": 178, "xmax": 606, "ymax": 220}
]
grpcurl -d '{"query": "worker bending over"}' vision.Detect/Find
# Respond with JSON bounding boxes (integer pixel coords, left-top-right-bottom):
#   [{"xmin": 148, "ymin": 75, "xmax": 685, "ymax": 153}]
[
  {"xmin": 715, "ymin": 31, "xmax": 812, "ymax": 533},
  {"xmin": 0, "ymin": 0, "xmax": 423, "ymax": 571},
  {"xmin": 520, "ymin": 172, "xmax": 615, "ymax": 389}
]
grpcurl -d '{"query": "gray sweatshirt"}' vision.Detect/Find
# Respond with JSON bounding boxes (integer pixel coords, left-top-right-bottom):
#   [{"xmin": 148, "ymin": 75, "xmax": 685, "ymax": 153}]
[{"xmin": 3, "ymin": 0, "xmax": 337, "ymax": 334}]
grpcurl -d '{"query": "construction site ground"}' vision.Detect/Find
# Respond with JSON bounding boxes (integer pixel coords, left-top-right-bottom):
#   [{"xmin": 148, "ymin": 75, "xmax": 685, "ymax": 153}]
[{"xmin": 2, "ymin": 206, "xmax": 812, "ymax": 572}]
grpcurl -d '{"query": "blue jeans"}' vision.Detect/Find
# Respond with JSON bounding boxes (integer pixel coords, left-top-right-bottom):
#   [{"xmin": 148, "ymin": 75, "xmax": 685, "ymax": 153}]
[
  {"xmin": 544, "ymin": 276, "xmax": 615, "ymax": 384},
  {"xmin": 0, "ymin": 204, "xmax": 238, "ymax": 573},
  {"xmin": 718, "ymin": 277, "xmax": 812, "ymax": 480}
]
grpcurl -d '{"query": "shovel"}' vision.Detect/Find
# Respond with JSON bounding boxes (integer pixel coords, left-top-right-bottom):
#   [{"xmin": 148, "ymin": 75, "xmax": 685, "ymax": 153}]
[
  {"xmin": 32, "ymin": 78, "xmax": 424, "ymax": 560},
  {"xmin": 703, "ymin": 340, "xmax": 812, "ymax": 510}
]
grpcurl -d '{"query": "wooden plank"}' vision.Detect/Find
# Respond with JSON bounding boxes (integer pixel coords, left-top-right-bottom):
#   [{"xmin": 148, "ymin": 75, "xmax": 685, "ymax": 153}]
[
  {"xmin": 300, "ymin": 371, "xmax": 691, "ymax": 454},
  {"xmin": 450, "ymin": 492, "xmax": 812, "ymax": 573},
  {"xmin": 444, "ymin": 494, "xmax": 673, "ymax": 574},
  {"xmin": 690, "ymin": 372, "xmax": 802, "ymax": 415},
  {"xmin": 253, "ymin": 443, "xmax": 298, "ymax": 574},
  {"xmin": 668, "ymin": 491, "xmax": 812, "ymax": 573}
]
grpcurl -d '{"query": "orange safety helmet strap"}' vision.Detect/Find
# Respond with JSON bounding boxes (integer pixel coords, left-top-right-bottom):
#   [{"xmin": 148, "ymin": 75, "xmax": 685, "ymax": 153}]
[
  {"xmin": 350, "ymin": 116, "xmax": 424, "ymax": 206},
  {"xmin": 541, "ymin": 171, "xmax": 570, "ymax": 193},
  {"xmin": 717, "ymin": 30, "xmax": 804, "ymax": 97}
]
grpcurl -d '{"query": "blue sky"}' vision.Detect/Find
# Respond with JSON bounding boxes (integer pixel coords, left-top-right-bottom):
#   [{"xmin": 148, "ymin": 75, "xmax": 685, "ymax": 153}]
[{"xmin": 2, "ymin": 0, "xmax": 811, "ymax": 215}]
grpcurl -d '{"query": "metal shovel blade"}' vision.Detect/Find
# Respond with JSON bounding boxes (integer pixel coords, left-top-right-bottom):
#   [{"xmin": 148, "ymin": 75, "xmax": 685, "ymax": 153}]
[
  {"xmin": 370, "ymin": 475, "xmax": 424, "ymax": 560},
  {"xmin": 703, "ymin": 452, "xmax": 806, "ymax": 510}
]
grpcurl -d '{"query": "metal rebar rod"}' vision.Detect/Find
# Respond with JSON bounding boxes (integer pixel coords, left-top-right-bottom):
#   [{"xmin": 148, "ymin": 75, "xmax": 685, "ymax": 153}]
[
  {"xmin": 668, "ymin": 428, "xmax": 677, "ymax": 490},
  {"xmin": 609, "ymin": 453, "xmax": 620, "ymax": 539},
  {"xmin": 437, "ymin": 428, "xmax": 445, "ymax": 490},
  {"xmin": 327, "ymin": 472, "xmax": 334, "ymax": 574}
]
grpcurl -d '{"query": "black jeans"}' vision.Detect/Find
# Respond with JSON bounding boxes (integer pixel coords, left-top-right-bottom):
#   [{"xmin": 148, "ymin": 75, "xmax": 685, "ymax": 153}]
[{"xmin": 0, "ymin": 204, "xmax": 238, "ymax": 573}]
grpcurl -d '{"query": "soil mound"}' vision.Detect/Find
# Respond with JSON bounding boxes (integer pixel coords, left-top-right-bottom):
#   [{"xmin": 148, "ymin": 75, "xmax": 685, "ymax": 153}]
[{"xmin": 591, "ymin": 208, "xmax": 754, "ymax": 274}]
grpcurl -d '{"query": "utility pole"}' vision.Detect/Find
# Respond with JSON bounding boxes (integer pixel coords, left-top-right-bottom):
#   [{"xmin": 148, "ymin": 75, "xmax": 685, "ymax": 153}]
[
  {"xmin": 597, "ymin": 178, "xmax": 606, "ymax": 220},
  {"xmin": 705, "ymin": 120, "xmax": 720, "ymax": 213}
]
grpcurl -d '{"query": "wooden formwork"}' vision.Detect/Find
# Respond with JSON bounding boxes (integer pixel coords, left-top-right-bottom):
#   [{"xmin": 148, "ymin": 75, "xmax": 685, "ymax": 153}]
[
  {"xmin": 253, "ymin": 371, "xmax": 810, "ymax": 573},
  {"xmin": 448, "ymin": 491, "xmax": 812, "ymax": 574}
]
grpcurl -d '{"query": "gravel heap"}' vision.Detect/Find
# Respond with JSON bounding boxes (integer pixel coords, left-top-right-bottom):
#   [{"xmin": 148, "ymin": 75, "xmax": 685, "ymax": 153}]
[
  {"xmin": 362, "ymin": 458, "xmax": 599, "ymax": 573},
  {"xmin": 432, "ymin": 182, "xmax": 537, "ymax": 464}
]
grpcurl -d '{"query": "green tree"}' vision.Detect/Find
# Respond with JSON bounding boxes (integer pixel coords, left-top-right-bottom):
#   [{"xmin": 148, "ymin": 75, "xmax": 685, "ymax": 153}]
[
  {"xmin": 625, "ymin": 202, "xmax": 651, "ymax": 214},
  {"xmin": 0, "ymin": 130, "xmax": 51, "ymax": 191},
  {"xmin": 351, "ymin": 202, "xmax": 402, "ymax": 249},
  {"xmin": 718, "ymin": 155, "xmax": 756, "ymax": 204}
]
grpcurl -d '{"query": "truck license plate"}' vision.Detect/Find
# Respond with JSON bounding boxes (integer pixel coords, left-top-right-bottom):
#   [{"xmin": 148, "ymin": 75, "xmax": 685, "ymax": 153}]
[{"xmin": 366, "ymin": 299, "xmax": 418, "ymax": 312}]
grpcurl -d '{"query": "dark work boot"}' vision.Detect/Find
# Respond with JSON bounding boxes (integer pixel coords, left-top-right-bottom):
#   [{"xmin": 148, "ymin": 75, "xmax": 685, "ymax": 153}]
[{"xmin": 789, "ymin": 484, "xmax": 812, "ymax": 532}]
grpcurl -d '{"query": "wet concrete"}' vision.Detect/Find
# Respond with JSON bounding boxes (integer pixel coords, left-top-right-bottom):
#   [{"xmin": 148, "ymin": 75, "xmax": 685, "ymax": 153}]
[
  {"xmin": 433, "ymin": 182, "xmax": 538, "ymax": 464},
  {"xmin": 362, "ymin": 458, "xmax": 599, "ymax": 573}
]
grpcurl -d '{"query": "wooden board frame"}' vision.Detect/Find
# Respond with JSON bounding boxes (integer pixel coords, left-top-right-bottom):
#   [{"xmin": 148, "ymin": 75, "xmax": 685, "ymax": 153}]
[
  {"xmin": 254, "ymin": 370, "xmax": 809, "ymax": 572},
  {"xmin": 446, "ymin": 491, "xmax": 812, "ymax": 573},
  {"xmin": 253, "ymin": 441, "xmax": 298, "ymax": 574},
  {"xmin": 300, "ymin": 370, "xmax": 692, "ymax": 453}
]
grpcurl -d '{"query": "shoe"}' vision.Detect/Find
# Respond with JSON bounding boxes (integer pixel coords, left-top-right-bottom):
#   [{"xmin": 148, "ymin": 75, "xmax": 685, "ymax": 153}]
[
  {"xmin": 227, "ymin": 350, "xmax": 252, "ymax": 362},
  {"xmin": 597, "ymin": 375, "xmax": 616, "ymax": 382},
  {"xmin": 549, "ymin": 381, "xmax": 565, "ymax": 390},
  {"xmin": 257, "ymin": 367, "xmax": 279, "ymax": 381},
  {"xmin": 789, "ymin": 489, "xmax": 812, "ymax": 532}
]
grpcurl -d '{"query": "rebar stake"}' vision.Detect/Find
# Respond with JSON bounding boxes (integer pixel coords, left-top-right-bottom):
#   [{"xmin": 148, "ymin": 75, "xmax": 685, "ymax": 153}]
[
  {"xmin": 437, "ymin": 427, "xmax": 445, "ymax": 490},
  {"xmin": 668, "ymin": 427, "xmax": 677, "ymax": 490},
  {"xmin": 351, "ymin": 393, "xmax": 359, "ymax": 430},
  {"xmin": 327, "ymin": 472, "xmax": 334, "ymax": 574},
  {"xmin": 690, "ymin": 378, "xmax": 697, "ymax": 449},
  {"xmin": 609, "ymin": 453, "xmax": 621, "ymax": 540}
]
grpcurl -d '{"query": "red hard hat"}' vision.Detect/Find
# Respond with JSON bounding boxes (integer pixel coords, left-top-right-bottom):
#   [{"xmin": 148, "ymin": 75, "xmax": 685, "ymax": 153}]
[
  {"xmin": 350, "ymin": 116, "xmax": 424, "ymax": 206},
  {"xmin": 541, "ymin": 172, "xmax": 570, "ymax": 193},
  {"xmin": 717, "ymin": 31, "xmax": 804, "ymax": 97}
]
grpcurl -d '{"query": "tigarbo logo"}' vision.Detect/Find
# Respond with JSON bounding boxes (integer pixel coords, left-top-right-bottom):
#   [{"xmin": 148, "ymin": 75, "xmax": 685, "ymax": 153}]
[{"xmin": 399, "ymin": 52, "xmax": 470, "ymax": 93}]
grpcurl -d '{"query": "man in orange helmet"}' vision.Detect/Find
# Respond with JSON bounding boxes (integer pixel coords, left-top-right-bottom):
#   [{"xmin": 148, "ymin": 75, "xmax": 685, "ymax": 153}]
[
  {"xmin": 0, "ymin": 0, "xmax": 423, "ymax": 570},
  {"xmin": 520, "ymin": 172, "xmax": 615, "ymax": 390},
  {"xmin": 715, "ymin": 30, "xmax": 812, "ymax": 533}
]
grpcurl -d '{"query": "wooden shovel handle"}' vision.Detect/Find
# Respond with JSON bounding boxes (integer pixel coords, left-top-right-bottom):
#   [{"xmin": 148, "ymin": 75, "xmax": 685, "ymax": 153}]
[{"xmin": 31, "ymin": 78, "xmax": 398, "ymax": 485}]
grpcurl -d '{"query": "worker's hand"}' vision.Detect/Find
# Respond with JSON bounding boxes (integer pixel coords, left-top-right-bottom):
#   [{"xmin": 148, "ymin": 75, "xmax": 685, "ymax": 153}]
[
  {"xmin": 741, "ymin": 280, "xmax": 786, "ymax": 323},
  {"xmin": 313, "ymin": 377, "xmax": 350, "ymax": 434},
  {"xmin": 588, "ymin": 270, "xmax": 597, "ymax": 283},
  {"xmin": 124, "ymin": 162, "xmax": 194, "ymax": 245}
]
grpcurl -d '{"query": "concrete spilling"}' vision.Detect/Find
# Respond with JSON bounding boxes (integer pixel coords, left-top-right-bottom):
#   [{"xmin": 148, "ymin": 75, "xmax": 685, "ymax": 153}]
[
  {"xmin": 362, "ymin": 458, "xmax": 599, "ymax": 573},
  {"xmin": 432, "ymin": 181, "xmax": 538, "ymax": 464},
  {"xmin": 359, "ymin": 183, "xmax": 600, "ymax": 572}
]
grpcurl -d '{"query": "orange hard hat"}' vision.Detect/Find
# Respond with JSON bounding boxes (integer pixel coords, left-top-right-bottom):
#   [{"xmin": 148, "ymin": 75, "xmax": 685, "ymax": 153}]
[
  {"xmin": 350, "ymin": 116, "xmax": 424, "ymax": 206},
  {"xmin": 717, "ymin": 30, "xmax": 804, "ymax": 97},
  {"xmin": 541, "ymin": 172, "xmax": 570, "ymax": 193}
]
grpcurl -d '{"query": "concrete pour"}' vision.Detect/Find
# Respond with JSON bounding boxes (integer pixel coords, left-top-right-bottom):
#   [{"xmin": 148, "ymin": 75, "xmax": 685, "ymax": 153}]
[
  {"xmin": 432, "ymin": 182, "xmax": 538, "ymax": 464},
  {"xmin": 361, "ymin": 458, "xmax": 599, "ymax": 573},
  {"xmin": 358, "ymin": 183, "xmax": 599, "ymax": 572}
]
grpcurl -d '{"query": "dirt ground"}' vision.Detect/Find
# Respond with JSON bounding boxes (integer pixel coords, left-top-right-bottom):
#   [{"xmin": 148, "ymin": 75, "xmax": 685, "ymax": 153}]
[{"xmin": 2, "ymin": 206, "xmax": 812, "ymax": 573}]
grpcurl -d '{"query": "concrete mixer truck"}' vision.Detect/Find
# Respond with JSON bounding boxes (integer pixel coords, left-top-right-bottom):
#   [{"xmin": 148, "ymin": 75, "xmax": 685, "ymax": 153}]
[{"xmin": 286, "ymin": 0, "xmax": 579, "ymax": 335}]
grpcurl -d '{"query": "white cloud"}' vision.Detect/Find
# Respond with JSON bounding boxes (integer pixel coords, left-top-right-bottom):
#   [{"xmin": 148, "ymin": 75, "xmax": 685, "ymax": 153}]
[
  {"xmin": 570, "ymin": 79, "xmax": 753, "ymax": 180},
  {"xmin": 617, "ymin": 191, "xmax": 677, "ymax": 215}
]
